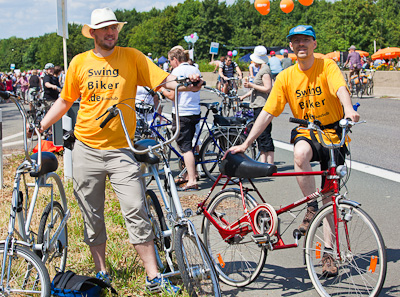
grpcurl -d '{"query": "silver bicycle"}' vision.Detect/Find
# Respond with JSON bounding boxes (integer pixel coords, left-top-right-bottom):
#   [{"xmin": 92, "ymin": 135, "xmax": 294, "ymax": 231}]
[
  {"xmin": 0, "ymin": 91, "xmax": 69, "ymax": 297},
  {"xmin": 97, "ymin": 78, "xmax": 221, "ymax": 297}
]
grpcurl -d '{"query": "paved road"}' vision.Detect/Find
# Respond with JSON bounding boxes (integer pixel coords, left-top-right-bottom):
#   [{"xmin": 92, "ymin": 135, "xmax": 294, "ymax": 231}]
[{"xmin": 1, "ymin": 91, "xmax": 399, "ymax": 296}]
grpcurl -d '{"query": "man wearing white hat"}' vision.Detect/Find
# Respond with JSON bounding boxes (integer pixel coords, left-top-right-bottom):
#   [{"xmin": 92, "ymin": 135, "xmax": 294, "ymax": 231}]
[
  {"xmin": 37, "ymin": 7, "xmax": 202, "ymax": 293},
  {"xmin": 239, "ymin": 45, "xmax": 274, "ymax": 164}
]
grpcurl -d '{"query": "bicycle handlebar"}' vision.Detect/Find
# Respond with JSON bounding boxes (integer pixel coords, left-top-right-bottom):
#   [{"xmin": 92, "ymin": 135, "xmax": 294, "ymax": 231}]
[
  {"xmin": 289, "ymin": 117, "xmax": 365, "ymax": 149},
  {"xmin": 0, "ymin": 90, "xmax": 42, "ymax": 171},
  {"xmin": 97, "ymin": 77, "xmax": 200, "ymax": 155}
]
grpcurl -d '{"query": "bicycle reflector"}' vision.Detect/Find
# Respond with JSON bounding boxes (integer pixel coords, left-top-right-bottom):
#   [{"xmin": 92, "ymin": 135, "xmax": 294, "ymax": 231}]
[
  {"xmin": 316, "ymin": 242, "xmax": 322, "ymax": 259},
  {"xmin": 217, "ymin": 253, "xmax": 226, "ymax": 268},
  {"xmin": 336, "ymin": 165, "xmax": 347, "ymax": 177},
  {"xmin": 369, "ymin": 256, "xmax": 378, "ymax": 273}
]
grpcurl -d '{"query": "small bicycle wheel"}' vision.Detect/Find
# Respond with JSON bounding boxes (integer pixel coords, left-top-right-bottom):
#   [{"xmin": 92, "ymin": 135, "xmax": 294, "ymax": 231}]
[
  {"xmin": 145, "ymin": 190, "xmax": 171, "ymax": 271},
  {"xmin": 203, "ymin": 189, "xmax": 267, "ymax": 287},
  {"xmin": 305, "ymin": 202, "xmax": 386, "ymax": 297},
  {"xmin": 175, "ymin": 225, "xmax": 221, "ymax": 297},
  {"xmin": 0, "ymin": 243, "xmax": 51, "ymax": 296},
  {"xmin": 200, "ymin": 131, "xmax": 255, "ymax": 183},
  {"xmin": 37, "ymin": 201, "xmax": 68, "ymax": 278}
]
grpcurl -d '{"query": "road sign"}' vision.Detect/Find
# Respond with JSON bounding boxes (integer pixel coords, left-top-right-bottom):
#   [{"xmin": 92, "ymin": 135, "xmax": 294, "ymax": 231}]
[{"xmin": 210, "ymin": 42, "xmax": 219, "ymax": 55}]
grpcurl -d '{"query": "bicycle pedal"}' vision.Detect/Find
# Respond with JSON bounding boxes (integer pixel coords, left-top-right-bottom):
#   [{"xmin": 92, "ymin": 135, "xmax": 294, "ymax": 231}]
[
  {"xmin": 251, "ymin": 233, "xmax": 270, "ymax": 245},
  {"xmin": 293, "ymin": 229, "xmax": 303, "ymax": 240}
]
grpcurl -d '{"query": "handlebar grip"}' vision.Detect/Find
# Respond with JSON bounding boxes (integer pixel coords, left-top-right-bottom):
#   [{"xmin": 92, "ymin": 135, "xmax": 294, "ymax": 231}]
[
  {"xmin": 204, "ymin": 86, "xmax": 214, "ymax": 91},
  {"xmin": 289, "ymin": 117, "xmax": 308, "ymax": 126},
  {"xmin": 0, "ymin": 91, "xmax": 11, "ymax": 100},
  {"xmin": 100, "ymin": 111, "xmax": 117, "ymax": 128}
]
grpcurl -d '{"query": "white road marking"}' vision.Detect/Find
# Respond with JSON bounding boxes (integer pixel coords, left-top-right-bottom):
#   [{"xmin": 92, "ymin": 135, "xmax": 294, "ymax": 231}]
[{"xmin": 274, "ymin": 140, "xmax": 400, "ymax": 183}]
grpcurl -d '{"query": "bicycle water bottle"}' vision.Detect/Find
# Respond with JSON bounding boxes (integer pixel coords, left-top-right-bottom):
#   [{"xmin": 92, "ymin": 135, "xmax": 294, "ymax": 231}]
[{"xmin": 353, "ymin": 102, "xmax": 360, "ymax": 111}]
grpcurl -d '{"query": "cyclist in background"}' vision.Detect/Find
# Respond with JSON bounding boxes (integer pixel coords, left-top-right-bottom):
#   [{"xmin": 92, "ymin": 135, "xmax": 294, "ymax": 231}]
[
  {"xmin": 219, "ymin": 55, "xmax": 242, "ymax": 94},
  {"xmin": 344, "ymin": 45, "xmax": 362, "ymax": 89},
  {"xmin": 227, "ymin": 25, "xmax": 359, "ymax": 276}
]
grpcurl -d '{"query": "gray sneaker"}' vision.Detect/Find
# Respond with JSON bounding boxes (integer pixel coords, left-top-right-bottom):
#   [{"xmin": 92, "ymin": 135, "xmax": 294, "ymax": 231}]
[{"xmin": 299, "ymin": 206, "xmax": 317, "ymax": 234}]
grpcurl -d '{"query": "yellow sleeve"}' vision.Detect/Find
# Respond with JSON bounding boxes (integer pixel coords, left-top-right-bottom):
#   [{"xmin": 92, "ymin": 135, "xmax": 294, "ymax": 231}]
[
  {"xmin": 60, "ymin": 54, "xmax": 84, "ymax": 103},
  {"xmin": 326, "ymin": 60, "xmax": 349, "ymax": 96},
  {"xmin": 262, "ymin": 74, "xmax": 288, "ymax": 117}
]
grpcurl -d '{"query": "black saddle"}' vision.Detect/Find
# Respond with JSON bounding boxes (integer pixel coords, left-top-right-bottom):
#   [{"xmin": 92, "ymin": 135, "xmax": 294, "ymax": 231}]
[
  {"xmin": 214, "ymin": 115, "xmax": 247, "ymax": 127},
  {"xmin": 30, "ymin": 152, "xmax": 58, "ymax": 177},
  {"xmin": 200, "ymin": 102, "xmax": 219, "ymax": 112},
  {"xmin": 219, "ymin": 152, "xmax": 277, "ymax": 178},
  {"xmin": 134, "ymin": 139, "xmax": 160, "ymax": 164},
  {"xmin": 239, "ymin": 102, "xmax": 250, "ymax": 108}
]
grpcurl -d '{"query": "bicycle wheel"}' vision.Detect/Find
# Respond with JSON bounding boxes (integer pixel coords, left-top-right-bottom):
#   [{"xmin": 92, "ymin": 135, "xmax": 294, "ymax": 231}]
[
  {"xmin": 368, "ymin": 80, "xmax": 374, "ymax": 96},
  {"xmin": 355, "ymin": 83, "xmax": 362, "ymax": 98},
  {"xmin": 305, "ymin": 202, "xmax": 386, "ymax": 297},
  {"xmin": 145, "ymin": 190, "xmax": 171, "ymax": 271},
  {"xmin": 221, "ymin": 100, "xmax": 230, "ymax": 117},
  {"xmin": 200, "ymin": 131, "xmax": 256, "ymax": 183},
  {"xmin": 0, "ymin": 243, "xmax": 51, "ymax": 296},
  {"xmin": 155, "ymin": 126, "xmax": 172, "ymax": 163},
  {"xmin": 203, "ymin": 189, "xmax": 267, "ymax": 287},
  {"xmin": 175, "ymin": 225, "xmax": 221, "ymax": 297},
  {"xmin": 37, "ymin": 201, "xmax": 68, "ymax": 278}
]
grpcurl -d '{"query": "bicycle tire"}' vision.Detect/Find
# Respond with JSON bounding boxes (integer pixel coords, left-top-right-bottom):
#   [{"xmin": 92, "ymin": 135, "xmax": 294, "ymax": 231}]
[
  {"xmin": 37, "ymin": 201, "xmax": 68, "ymax": 278},
  {"xmin": 200, "ymin": 131, "xmax": 256, "ymax": 183},
  {"xmin": 305, "ymin": 202, "xmax": 386, "ymax": 297},
  {"xmin": 175, "ymin": 225, "xmax": 221, "ymax": 297},
  {"xmin": 221, "ymin": 100, "xmax": 230, "ymax": 117},
  {"xmin": 203, "ymin": 189, "xmax": 267, "ymax": 287},
  {"xmin": 356, "ymin": 83, "xmax": 362, "ymax": 98},
  {"xmin": 0, "ymin": 243, "xmax": 51, "ymax": 296},
  {"xmin": 368, "ymin": 80, "xmax": 374, "ymax": 96},
  {"xmin": 145, "ymin": 190, "xmax": 171, "ymax": 271}
]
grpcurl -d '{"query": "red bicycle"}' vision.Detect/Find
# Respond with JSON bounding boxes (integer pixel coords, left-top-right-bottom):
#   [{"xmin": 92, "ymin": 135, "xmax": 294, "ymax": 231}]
[{"xmin": 197, "ymin": 118, "xmax": 387, "ymax": 296}]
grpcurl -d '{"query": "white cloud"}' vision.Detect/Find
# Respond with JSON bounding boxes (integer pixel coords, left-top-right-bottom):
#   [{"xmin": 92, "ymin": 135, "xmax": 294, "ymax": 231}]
[{"xmin": 0, "ymin": 0, "xmax": 236, "ymax": 40}]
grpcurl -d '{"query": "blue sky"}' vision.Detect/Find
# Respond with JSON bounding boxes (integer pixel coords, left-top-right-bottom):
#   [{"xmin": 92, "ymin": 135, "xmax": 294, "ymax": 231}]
[{"xmin": 0, "ymin": 0, "xmax": 235, "ymax": 40}]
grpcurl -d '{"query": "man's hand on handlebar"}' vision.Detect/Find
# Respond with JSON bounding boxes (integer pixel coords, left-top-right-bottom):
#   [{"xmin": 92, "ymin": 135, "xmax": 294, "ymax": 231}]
[{"xmin": 344, "ymin": 108, "xmax": 360, "ymax": 123}]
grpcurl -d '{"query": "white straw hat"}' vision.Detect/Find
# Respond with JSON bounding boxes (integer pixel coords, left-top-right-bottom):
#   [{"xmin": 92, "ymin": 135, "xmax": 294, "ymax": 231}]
[
  {"xmin": 82, "ymin": 7, "xmax": 127, "ymax": 39},
  {"xmin": 250, "ymin": 46, "xmax": 269, "ymax": 64}
]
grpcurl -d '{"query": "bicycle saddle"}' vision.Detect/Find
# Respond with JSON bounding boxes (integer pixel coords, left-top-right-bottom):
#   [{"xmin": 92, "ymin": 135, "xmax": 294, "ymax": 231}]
[
  {"xmin": 219, "ymin": 152, "xmax": 277, "ymax": 178},
  {"xmin": 239, "ymin": 102, "xmax": 250, "ymax": 108},
  {"xmin": 134, "ymin": 139, "xmax": 160, "ymax": 164},
  {"xmin": 30, "ymin": 152, "xmax": 59, "ymax": 177},
  {"xmin": 214, "ymin": 115, "xmax": 247, "ymax": 126},
  {"xmin": 200, "ymin": 102, "xmax": 219, "ymax": 112}
]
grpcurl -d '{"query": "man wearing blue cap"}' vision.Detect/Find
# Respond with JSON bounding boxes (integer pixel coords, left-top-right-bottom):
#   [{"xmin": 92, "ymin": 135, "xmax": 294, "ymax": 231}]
[{"xmin": 227, "ymin": 25, "xmax": 359, "ymax": 276}]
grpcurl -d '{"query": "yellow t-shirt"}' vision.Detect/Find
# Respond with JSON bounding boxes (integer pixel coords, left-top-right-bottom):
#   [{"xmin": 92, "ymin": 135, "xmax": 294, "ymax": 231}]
[
  {"xmin": 61, "ymin": 47, "xmax": 169, "ymax": 150},
  {"xmin": 263, "ymin": 58, "xmax": 348, "ymax": 144}
]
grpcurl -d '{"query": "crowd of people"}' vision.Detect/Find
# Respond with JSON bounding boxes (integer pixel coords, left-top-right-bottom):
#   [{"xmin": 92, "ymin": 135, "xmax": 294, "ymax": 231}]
[{"xmin": 0, "ymin": 65, "xmax": 65, "ymax": 104}]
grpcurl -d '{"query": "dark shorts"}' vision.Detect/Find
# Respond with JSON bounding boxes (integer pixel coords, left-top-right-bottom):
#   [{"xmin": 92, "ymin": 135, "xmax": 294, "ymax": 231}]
[
  {"xmin": 293, "ymin": 134, "xmax": 347, "ymax": 188},
  {"xmin": 254, "ymin": 107, "xmax": 274, "ymax": 152},
  {"xmin": 172, "ymin": 114, "xmax": 201, "ymax": 153}
]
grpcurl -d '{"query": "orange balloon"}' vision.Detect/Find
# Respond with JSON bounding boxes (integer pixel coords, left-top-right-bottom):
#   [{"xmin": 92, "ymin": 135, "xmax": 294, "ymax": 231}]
[
  {"xmin": 299, "ymin": 0, "xmax": 313, "ymax": 6},
  {"xmin": 280, "ymin": 0, "xmax": 294, "ymax": 13},
  {"xmin": 254, "ymin": 0, "xmax": 271, "ymax": 15}
]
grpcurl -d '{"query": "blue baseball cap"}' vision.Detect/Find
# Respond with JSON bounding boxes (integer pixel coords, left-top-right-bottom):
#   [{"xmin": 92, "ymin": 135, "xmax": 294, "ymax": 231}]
[{"xmin": 287, "ymin": 25, "xmax": 316, "ymax": 40}]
